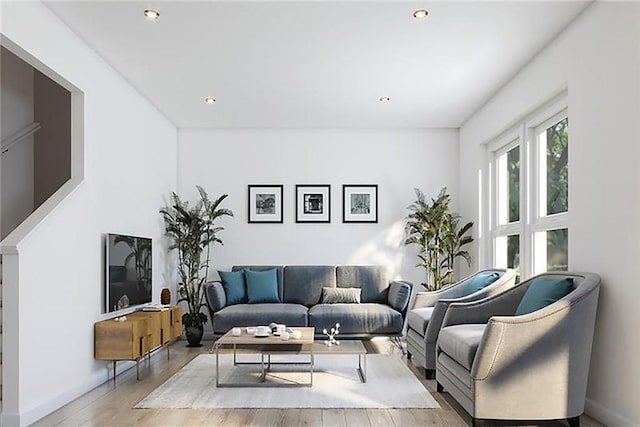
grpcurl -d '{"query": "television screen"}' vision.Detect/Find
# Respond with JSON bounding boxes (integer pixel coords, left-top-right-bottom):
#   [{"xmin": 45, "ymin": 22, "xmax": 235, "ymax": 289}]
[{"xmin": 106, "ymin": 233, "xmax": 152, "ymax": 312}]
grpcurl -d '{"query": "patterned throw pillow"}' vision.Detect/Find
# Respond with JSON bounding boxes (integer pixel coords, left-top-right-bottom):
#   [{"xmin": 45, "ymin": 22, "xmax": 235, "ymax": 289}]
[{"xmin": 321, "ymin": 287, "xmax": 361, "ymax": 304}]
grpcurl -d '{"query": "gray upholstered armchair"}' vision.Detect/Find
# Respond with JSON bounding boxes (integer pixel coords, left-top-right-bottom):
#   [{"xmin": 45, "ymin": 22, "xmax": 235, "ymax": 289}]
[
  {"xmin": 406, "ymin": 268, "xmax": 517, "ymax": 378},
  {"xmin": 435, "ymin": 272, "xmax": 601, "ymax": 427}
]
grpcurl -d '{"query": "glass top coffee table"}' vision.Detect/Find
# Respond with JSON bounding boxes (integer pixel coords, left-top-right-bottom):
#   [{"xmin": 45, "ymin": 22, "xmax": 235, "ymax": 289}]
[{"xmin": 212, "ymin": 327, "xmax": 367, "ymax": 387}]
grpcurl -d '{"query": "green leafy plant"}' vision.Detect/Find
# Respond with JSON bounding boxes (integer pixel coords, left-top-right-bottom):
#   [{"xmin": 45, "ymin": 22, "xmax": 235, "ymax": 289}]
[
  {"xmin": 405, "ymin": 187, "xmax": 474, "ymax": 291},
  {"xmin": 160, "ymin": 186, "xmax": 233, "ymax": 330}
]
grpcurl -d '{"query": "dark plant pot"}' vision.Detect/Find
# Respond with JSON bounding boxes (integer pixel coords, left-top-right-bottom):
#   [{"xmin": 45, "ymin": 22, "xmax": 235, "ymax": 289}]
[{"xmin": 185, "ymin": 324, "xmax": 204, "ymax": 347}]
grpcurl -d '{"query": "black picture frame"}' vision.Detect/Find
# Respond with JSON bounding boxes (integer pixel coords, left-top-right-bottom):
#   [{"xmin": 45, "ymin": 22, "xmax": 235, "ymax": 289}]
[
  {"xmin": 296, "ymin": 185, "xmax": 331, "ymax": 223},
  {"xmin": 342, "ymin": 184, "xmax": 378, "ymax": 223},
  {"xmin": 248, "ymin": 185, "xmax": 284, "ymax": 223}
]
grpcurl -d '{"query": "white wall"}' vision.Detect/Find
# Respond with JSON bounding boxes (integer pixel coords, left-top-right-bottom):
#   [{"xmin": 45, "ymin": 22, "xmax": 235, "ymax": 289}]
[
  {"xmin": 178, "ymin": 128, "xmax": 459, "ymax": 285},
  {"xmin": 1, "ymin": 47, "xmax": 34, "ymax": 240},
  {"xmin": 459, "ymin": 3, "xmax": 640, "ymax": 426},
  {"xmin": 0, "ymin": 2, "xmax": 177, "ymax": 425}
]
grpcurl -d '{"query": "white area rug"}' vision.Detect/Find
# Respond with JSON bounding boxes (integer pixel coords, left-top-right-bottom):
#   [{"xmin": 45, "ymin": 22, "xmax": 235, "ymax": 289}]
[{"xmin": 136, "ymin": 354, "xmax": 440, "ymax": 409}]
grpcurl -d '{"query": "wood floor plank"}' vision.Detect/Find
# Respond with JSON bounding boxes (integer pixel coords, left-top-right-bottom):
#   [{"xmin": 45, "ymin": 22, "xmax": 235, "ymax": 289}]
[
  {"xmin": 299, "ymin": 408, "xmax": 323, "ymax": 426},
  {"xmin": 277, "ymin": 408, "xmax": 300, "ymax": 426},
  {"xmin": 388, "ymin": 408, "xmax": 418, "ymax": 426},
  {"xmin": 344, "ymin": 409, "xmax": 371, "ymax": 427},
  {"xmin": 247, "ymin": 409, "xmax": 281, "ymax": 426},
  {"xmin": 322, "ymin": 409, "xmax": 347, "ymax": 427},
  {"xmin": 366, "ymin": 409, "xmax": 395, "ymax": 427}
]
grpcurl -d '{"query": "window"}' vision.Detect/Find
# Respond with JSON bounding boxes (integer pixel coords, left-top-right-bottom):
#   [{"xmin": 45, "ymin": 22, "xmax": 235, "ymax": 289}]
[
  {"xmin": 488, "ymin": 94, "xmax": 568, "ymax": 278},
  {"xmin": 491, "ymin": 138, "xmax": 522, "ymax": 274}
]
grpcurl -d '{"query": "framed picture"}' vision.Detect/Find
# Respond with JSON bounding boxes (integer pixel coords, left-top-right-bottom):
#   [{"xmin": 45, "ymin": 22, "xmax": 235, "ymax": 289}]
[
  {"xmin": 296, "ymin": 185, "xmax": 331, "ymax": 223},
  {"xmin": 343, "ymin": 185, "xmax": 378, "ymax": 223},
  {"xmin": 248, "ymin": 185, "xmax": 283, "ymax": 223}
]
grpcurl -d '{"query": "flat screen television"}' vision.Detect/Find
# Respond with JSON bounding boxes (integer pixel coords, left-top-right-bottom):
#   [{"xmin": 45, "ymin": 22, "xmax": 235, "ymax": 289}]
[{"xmin": 105, "ymin": 233, "xmax": 152, "ymax": 312}]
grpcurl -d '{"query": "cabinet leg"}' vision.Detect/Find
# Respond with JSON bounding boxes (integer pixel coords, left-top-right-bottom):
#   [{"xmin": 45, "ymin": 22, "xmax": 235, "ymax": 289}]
[
  {"xmin": 567, "ymin": 416, "xmax": 580, "ymax": 427},
  {"xmin": 113, "ymin": 361, "xmax": 117, "ymax": 384},
  {"xmin": 136, "ymin": 359, "xmax": 140, "ymax": 380},
  {"xmin": 167, "ymin": 342, "xmax": 171, "ymax": 360}
]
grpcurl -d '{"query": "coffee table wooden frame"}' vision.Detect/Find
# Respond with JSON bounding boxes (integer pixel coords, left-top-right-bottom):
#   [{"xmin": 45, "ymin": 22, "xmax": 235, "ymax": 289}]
[{"xmin": 212, "ymin": 327, "xmax": 367, "ymax": 387}]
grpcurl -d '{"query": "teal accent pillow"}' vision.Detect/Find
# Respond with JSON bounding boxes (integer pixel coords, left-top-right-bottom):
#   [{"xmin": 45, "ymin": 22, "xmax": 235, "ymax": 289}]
[
  {"xmin": 515, "ymin": 277, "xmax": 574, "ymax": 315},
  {"xmin": 218, "ymin": 270, "xmax": 247, "ymax": 305},
  {"xmin": 245, "ymin": 268, "xmax": 280, "ymax": 304},
  {"xmin": 467, "ymin": 272, "xmax": 500, "ymax": 294}
]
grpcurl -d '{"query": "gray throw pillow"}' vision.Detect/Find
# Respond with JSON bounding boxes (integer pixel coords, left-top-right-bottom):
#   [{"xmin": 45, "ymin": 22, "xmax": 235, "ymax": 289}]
[{"xmin": 321, "ymin": 287, "xmax": 361, "ymax": 304}]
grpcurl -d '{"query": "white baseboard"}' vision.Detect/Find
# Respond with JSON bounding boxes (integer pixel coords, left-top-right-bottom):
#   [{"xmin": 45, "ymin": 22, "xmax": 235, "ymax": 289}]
[
  {"xmin": 585, "ymin": 398, "xmax": 636, "ymax": 427},
  {"xmin": 16, "ymin": 359, "xmax": 137, "ymax": 427}
]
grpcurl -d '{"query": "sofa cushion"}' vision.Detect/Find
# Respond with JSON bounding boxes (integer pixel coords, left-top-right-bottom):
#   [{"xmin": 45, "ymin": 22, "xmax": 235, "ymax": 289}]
[
  {"xmin": 515, "ymin": 277, "xmax": 574, "ymax": 315},
  {"xmin": 321, "ymin": 287, "xmax": 361, "ymax": 304},
  {"xmin": 336, "ymin": 265, "xmax": 388, "ymax": 303},
  {"xmin": 467, "ymin": 271, "xmax": 500, "ymax": 294},
  {"xmin": 218, "ymin": 269, "xmax": 247, "ymax": 305},
  {"xmin": 283, "ymin": 265, "xmax": 336, "ymax": 306},
  {"xmin": 309, "ymin": 303, "xmax": 402, "ymax": 335},
  {"xmin": 233, "ymin": 265, "xmax": 284, "ymax": 300},
  {"xmin": 245, "ymin": 268, "xmax": 280, "ymax": 304},
  {"xmin": 205, "ymin": 281, "xmax": 226, "ymax": 312},
  {"xmin": 407, "ymin": 307, "xmax": 434, "ymax": 335},
  {"xmin": 388, "ymin": 281, "xmax": 411, "ymax": 312},
  {"xmin": 438, "ymin": 324, "xmax": 486, "ymax": 370},
  {"xmin": 213, "ymin": 303, "xmax": 308, "ymax": 333}
]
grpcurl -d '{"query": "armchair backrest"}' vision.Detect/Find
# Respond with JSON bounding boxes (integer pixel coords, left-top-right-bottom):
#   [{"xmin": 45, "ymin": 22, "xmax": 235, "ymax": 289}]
[
  {"xmin": 421, "ymin": 269, "xmax": 516, "ymax": 344},
  {"xmin": 453, "ymin": 268, "xmax": 518, "ymax": 302},
  {"xmin": 505, "ymin": 271, "xmax": 600, "ymax": 316},
  {"xmin": 413, "ymin": 268, "xmax": 517, "ymax": 310}
]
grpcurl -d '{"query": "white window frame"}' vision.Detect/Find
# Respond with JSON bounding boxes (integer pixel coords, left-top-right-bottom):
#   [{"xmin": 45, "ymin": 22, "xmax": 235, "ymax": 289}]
[{"xmin": 486, "ymin": 91, "xmax": 569, "ymax": 279}]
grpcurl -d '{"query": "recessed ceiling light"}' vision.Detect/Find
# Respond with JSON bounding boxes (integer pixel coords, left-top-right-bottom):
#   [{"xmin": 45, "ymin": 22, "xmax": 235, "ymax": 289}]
[
  {"xmin": 205, "ymin": 97, "xmax": 216, "ymax": 104},
  {"xmin": 144, "ymin": 8, "xmax": 160, "ymax": 20},
  {"xmin": 413, "ymin": 9, "xmax": 429, "ymax": 19},
  {"xmin": 379, "ymin": 96, "xmax": 391, "ymax": 103}
]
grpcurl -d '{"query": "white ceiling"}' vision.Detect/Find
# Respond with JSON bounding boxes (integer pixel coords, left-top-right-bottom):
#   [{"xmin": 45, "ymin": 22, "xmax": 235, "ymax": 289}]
[{"xmin": 45, "ymin": 1, "xmax": 590, "ymax": 128}]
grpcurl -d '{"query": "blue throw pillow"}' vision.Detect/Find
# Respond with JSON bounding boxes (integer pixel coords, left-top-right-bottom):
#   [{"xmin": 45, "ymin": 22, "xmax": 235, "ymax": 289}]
[
  {"xmin": 467, "ymin": 272, "xmax": 500, "ymax": 294},
  {"xmin": 218, "ymin": 270, "xmax": 247, "ymax": 305},
  {"xmin": 515, "ymin": 277, "xmax": 574, "ymax": 315},
  {"xmin": 245, "ymin": 268, "xmax": 280, "ymax": 304}
]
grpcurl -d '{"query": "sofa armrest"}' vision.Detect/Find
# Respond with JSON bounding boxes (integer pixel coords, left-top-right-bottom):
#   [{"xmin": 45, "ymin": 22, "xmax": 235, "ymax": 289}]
[
  {"xmin": 204, "ymin": 281, "xmax": 226, "ymax": 313},
  {"xmin": 424, "ymin": 299, "xmax": 453, "ymax": 343},
  {"xmin": 388, "ymin": 281, "xmax": 412, "ymax": 313}
]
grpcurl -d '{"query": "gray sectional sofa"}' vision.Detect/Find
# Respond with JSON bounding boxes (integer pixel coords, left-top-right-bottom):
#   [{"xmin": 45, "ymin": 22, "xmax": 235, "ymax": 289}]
[{"xmin": 204, "ymin": 265, "xmax": 413, "ymax": 339}]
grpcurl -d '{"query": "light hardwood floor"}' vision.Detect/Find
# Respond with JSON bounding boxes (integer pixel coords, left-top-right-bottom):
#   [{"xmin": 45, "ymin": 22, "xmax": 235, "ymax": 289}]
[{"xmin": 32, "ymin": 339, "xmax": 604, "ymax": 427}]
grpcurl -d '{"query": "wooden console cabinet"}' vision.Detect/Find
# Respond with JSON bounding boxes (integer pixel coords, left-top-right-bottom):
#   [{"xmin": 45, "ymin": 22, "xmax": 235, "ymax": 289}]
[{"xmin": 94, "ymin": 306, "xmax": 182, "ymax": 382}]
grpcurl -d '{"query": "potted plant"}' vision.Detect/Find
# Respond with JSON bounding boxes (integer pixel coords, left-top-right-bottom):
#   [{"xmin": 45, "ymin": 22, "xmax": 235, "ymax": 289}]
[
  {"xmin": 404, "ymin": 187, "xmax": 474, "ymax": 291},
  {"xmin": 160, "ymin": 186, "xmax": 233, "ymax": 347}
]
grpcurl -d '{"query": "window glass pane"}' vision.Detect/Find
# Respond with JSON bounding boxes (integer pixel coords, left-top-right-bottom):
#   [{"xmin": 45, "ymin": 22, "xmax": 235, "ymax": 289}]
[
  {"xmin": 497, "ymin": 145, "xmax": 520, "ymax": 224},
  {"xmin": 534, "ymin": 228, "xmax": 568, "ymax": 273},
  {"xmin": 495, "ymin": 234, "xmax": 520, "ymax": 274},
  {"xmin": 540, "ymin": 117, "xmax": 568, "ymax": 216},
  {"xmin": 547, "ymin": 228, "xmax": 568, "ymax": 271},
  {"xmin": 508, "ymin": 147, "xmax": 520, "ymax": 222}
]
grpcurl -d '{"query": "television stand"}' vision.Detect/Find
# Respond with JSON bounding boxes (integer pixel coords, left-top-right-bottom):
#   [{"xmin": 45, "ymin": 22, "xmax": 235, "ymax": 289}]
[{"xmin": 94, "ymin": 306, "xmax": 182, "ymax": 384}]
